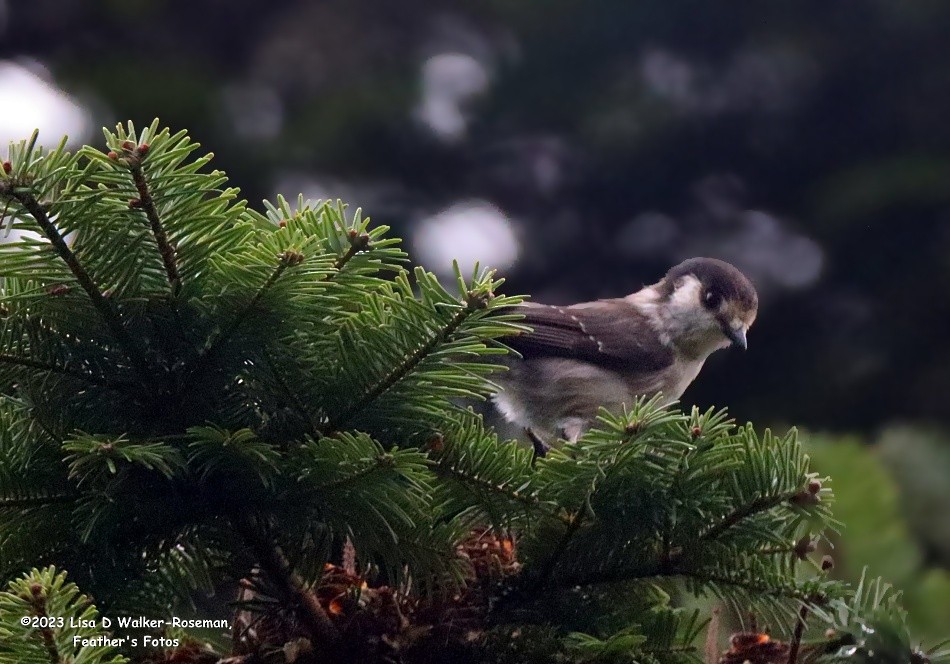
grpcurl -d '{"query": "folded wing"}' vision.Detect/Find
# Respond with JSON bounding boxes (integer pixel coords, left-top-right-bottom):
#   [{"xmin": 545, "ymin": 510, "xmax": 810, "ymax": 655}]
[{"xmin": 504, "ymin": 300, "xmax": 674, "ymax": 373}]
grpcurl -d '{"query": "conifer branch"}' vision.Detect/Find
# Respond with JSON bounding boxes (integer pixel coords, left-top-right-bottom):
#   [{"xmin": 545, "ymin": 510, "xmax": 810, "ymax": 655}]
[
  {"xmin": 549, "ymin": 563, "xmax": 819, "ymax": 605},
  {"xmin": 332, "ymin": 231, "xmax": 370, "ymax": 274},
  {"xmin": 531, "ymin": 435, "xmax": 660, "ymax": 588},
  {"xmin": 532, "ymin": 511, "xmax": 585, "ymax": 587},
  {"xmin": 128, "ymin": 154, "xmax": 181, "ymax": 292},
  {"xmin": 430, "ymin": 459, "xmax": 567, "ymax": 523},
  {"xmin": 0, "ymin": 187, "xmax": 146, "ymax": 372},
  {"xmin": 787, "ymin": 604, "xmax": 810, "ymax": 664},
  {"xmin": 684, "ymin": 571, "xmax": 820, "ymax": 603},
  {"xmin": 699, "ymin": 490, "xmax": 799, "ymax": 542},
  {"xmin": 191, "ymin": 250, "xmax": 302, "ymax": 375},
  {"xmin": 0, "ymin": 353, "xmax": 128, "ymax": 388},
  {"xmin": 325, "ymin": 293, "xmax": 484, "ymax": 433},
  {"xmin": 0, "ymin": 494, "xmax": 78, "ymax": 509},
  {"xmin": 232, "ymin": 513, "xmax": 339, "ymax": 648},
  {"xmin": 263, "ymin": 350, "xmax": 323, "ymax": 438},
  {"xmin": 307, "ymin": 452, "xmax": 395, "ymax": 493},
  {"xmin": 27, "ymin": 592, "xmax": 61, "ymax": 664},
  {"xmin": 192, "ymin": 229, "xmax": 367, "ymax": 385},
  {"xmin": 643, "ymin": 645, "xmax": 698, "ymax": 656}
]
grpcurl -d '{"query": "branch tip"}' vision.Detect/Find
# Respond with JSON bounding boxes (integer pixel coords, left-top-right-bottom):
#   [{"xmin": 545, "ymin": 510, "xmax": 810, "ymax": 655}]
[{"xmin": 127, "ymin": 158, "xmax": 181, "ymax": 290}]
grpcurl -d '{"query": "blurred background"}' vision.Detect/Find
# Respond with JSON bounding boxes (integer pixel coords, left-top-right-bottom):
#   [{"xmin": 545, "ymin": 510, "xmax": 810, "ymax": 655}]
[{"xmin": 3, "ymin": 0, "xmax": 949, "ymax": 640}]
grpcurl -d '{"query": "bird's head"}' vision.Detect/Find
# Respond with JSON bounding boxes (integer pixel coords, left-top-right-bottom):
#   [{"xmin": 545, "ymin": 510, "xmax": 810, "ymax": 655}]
[{"xmin": 654, "ymin": 257, "xmax": 758, "ymax": 355}]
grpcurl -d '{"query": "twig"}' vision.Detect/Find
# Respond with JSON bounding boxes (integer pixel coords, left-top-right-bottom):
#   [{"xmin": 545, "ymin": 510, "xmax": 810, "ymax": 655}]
[
  {"xmin": 532, "ymin": 511, "xmax": 586, "ymax": 588},
  {"xmin": 305, "ymin": 453, "xmax": 391, "ymax": 493},
  {"xmin": 704, "ymin": 608, "xmax": 721, "ymax": 664},
  {"xmin": 323, "ymin": 297, "xmax": 480, "ymax": 433},
  {"xmin": 700, "ymin": 491, "xmax": 798, "ymax": 542},
  {"xmin": 331, "ymin": 233, "xmax": 369, "ymax": 274},
  {"xmin": 128, "ymin": 157, "xmax": 181, "ymax": 292},
  {"xmin": 189, "ymin": 228, "xmax": 365, "ymax": 386},
  {"xmin": 0, "ymin": 353, "xmax": 131, "ymax": 389},
  {"xmin": 430, "ymin": 458, "xmax": 568, "ymax": 524},
  {"xmin": 210, "ymin": 260, "xmax": 291, "ymax": 354},
  {"xmin": 262, "ymin": 349, "xmax": 323, "ymax": 438},
  {"xmin": 3, "ymin": 189, "xmax": 147, "ymax": 372},
  {"xmin": 686, "ymin": 571, "xmax": 823, "ymax": 605},
  {"xmin": 0, "ymin": 493, "xmax": 78, "ymax": 509},
  {"xmin": 787, "ymin": 603, "xmax": 810, "ymax": 664},
  {"xmin": 232, "ymin": 513, "xmax": 339, "ymax": 648},
  {"xmin": 25, "ymin": 589, "xmax": 61, "ymax": 664},
  {"xmin": 188, "ymin": 253, "xmax": 299, "ymax": 381},
  {"xmin": 546, "ymin": 564, "xmax": 820, "ymax": 605}
]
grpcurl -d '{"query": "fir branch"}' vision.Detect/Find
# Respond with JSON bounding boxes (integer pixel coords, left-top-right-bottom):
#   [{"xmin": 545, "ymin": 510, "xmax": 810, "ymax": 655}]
[
  {"xmin": 331, "ymin": 231, "xmax": 370, "ymax": 274},
  {"xmin": 0, "ymin": 566, "xmax": 126, "ymax": 664},
  {"xmin": 0, "ymin": 187, "xmax": 146, "ymax": 372},
  {"xmin": 216, "ymin": 258, "xmax": 290, "ymax": 341},
  {"xmin": 535, "ymin": 546, "xmax": 665, "ymax": 591},
  {"xmin": 27, "ymin": 592, "xmax": 61, "ymax": 664},
  {"xmin": 545, "ymin": 560, "xmax": 821, "ymax": 606},
  {"xmin": 127, "ymin": 154, "xmax": 181, "ymax": 292},
  {"xmin": 699, "ymin": 490, "xmax": 799, "ymax": 542},
  {"xmin": 531, "ymin": 512, "xmax": 587, "ymax": 591},
  {"xmin": 787, "ymin": 604, "xmax": 810, "ymax": 664},
  {"xmin": 325, "ymin": 294, "xmax": 484, "ymax": 433},
  {"xmin": 306, "ymin": 452, "xmax": 395, "ymax": 494},
  {"xmin": 0, "ymin": 352, "xmax": 129, "ymax": 389},
  {"xmin": 681, "ymin": 571, "xmax": 822, "ymax": 605},
  {"xmin": 642, "ymin": 645, "xmax": 698, "ymax": 656},
  {"xmin": 263, "ymin": 349, "xmax": 322, "ymax": 438},
  {"xmin": 759, "ymin": 546, "xmax": 795, "ymax": 556},
  {"xmin": 430, "ymin": 458, "xmax": 567, "ymax": 523},
  {"xmin": 0, "ymin": 494, "xmax": 78, "ymax": 509},
  {"xmin": 232, "ymin": 513, "xmax": 339, "ymax": 648},
  {"xmin": 532, "ymin": 415, "xmax": 661, "ymax": 588},
  {"xmin": 197, "ymin": 251, "xmax": 298, "ymax": 366}
]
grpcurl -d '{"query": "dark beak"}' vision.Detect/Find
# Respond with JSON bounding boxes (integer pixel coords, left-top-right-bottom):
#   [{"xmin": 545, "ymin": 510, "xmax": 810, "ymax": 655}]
[{"xmin": 723, "ymin": 324, "xmax": 748, "ymax": 350}]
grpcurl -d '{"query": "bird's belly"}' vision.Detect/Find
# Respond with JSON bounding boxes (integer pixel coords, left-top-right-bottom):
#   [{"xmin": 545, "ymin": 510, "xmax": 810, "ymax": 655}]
[
  {"xmin": 493, "ymin": 358, "xmax": 635, "ymax": 435},
  {"xmin": 492, "ymin": 355, "xmax": 707, "ymax": 437},
  {"xmin": 647, "ymin": 357, "xmax": 706, "ymax": 406}
]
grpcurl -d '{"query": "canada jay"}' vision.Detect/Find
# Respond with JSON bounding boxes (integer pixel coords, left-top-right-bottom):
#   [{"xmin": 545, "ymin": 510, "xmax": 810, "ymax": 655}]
[{"xmin": 492, "ymin": 257, "xmax": 758, "ymax": 452}]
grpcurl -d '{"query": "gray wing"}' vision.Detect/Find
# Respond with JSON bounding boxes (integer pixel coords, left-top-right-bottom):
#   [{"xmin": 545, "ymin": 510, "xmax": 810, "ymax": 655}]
[{"xmin": 503, "ymin": 300, "xmax": 674, "ymax": 372}]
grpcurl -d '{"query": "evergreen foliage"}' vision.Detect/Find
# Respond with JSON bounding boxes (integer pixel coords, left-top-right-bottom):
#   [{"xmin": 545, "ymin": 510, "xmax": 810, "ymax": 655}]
[
  {"xmin": 0, "ymin": 567, "xmax": 126, "ymax": 664},
  {"xmin": 0, "ymin": 122, "xmax": 943, "ymax": 663}
]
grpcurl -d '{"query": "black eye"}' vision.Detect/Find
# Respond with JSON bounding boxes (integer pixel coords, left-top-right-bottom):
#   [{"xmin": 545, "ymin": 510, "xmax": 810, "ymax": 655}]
[{"xmin": 703, "ymin": 289, "xmax": 721, "ymax": 309}]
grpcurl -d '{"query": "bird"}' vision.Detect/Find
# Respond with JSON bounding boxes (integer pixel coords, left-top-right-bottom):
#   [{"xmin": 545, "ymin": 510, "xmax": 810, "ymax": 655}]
[{"xmin": 492, "ymin": 257, "xmax": 758, "ymax": 454}]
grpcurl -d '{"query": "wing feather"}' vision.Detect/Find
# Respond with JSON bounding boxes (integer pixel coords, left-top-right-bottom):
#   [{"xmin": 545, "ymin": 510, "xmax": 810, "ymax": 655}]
[{"xmin": 504, "ymin": 300, "xmax": 674, "ymax": 372}]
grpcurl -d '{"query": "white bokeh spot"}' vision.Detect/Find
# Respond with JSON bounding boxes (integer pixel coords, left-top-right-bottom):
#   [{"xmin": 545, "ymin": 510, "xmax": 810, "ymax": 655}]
[
  {"xmin": 415, "ymin": 53, "xmax": 489, "ymax": 142},
  {"xmin": 0, "ymin": 60, "xmax": 92, "ymax": 146},
  {"xmin": 412, "ymin": 201, "xmax": 519, "ymax": 276}
]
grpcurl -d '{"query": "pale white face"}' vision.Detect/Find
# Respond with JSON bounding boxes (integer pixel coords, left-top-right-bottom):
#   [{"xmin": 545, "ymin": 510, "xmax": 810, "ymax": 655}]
[{"xmin": 665, "ymin": 274, "xmax": 753, "ymax": 355}]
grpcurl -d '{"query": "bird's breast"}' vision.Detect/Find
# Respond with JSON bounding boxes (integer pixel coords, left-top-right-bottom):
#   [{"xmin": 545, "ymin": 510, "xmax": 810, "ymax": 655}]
[{"xmin": 622, "ymin": 356, "xmax": 706, "ymax": 405}]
